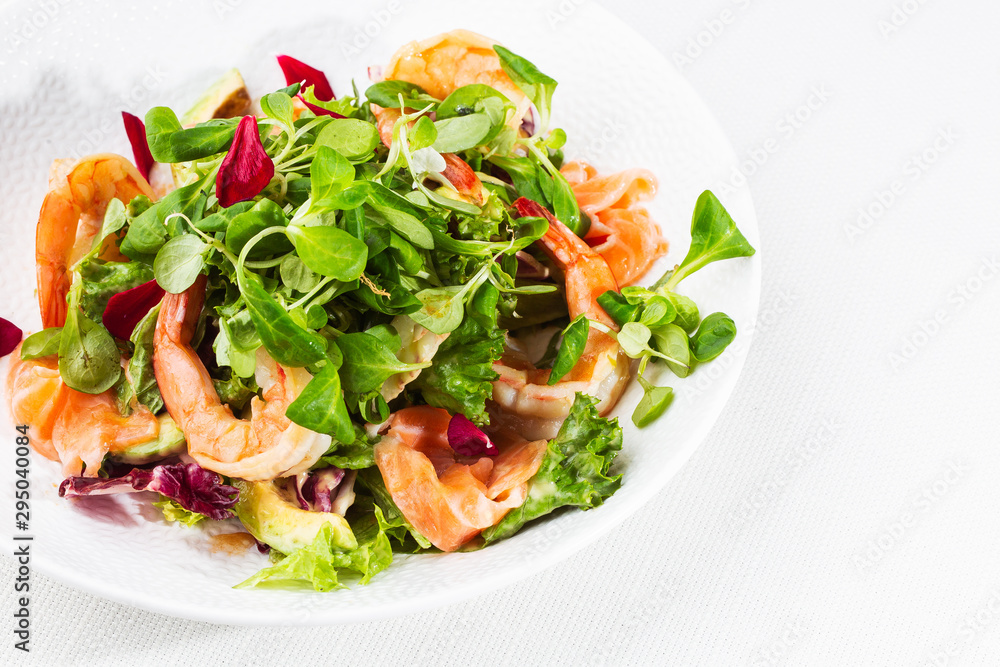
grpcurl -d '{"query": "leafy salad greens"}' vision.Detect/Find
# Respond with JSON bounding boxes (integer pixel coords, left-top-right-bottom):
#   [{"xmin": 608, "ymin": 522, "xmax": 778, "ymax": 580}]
[{"xmin": 11, "ymin": 39, "xmax": 754, "ymax": 592}]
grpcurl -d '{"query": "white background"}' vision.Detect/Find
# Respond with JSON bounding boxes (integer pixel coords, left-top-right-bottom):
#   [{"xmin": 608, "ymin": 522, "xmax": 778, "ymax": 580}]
[{"xmin": 3, "ymin": 0, "xmax": 1000, "ymax": 665}]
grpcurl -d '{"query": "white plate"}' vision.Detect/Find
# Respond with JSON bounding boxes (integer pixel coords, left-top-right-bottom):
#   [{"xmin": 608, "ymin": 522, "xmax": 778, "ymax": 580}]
[{"xmin": 0, "ymin": 0, "xmax": 760, "ymax": 624}]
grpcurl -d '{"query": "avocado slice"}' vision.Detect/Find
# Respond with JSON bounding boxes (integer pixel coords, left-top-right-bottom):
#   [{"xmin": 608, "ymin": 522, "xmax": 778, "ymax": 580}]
[
  {"xmin": 233, "ymin": 479, "xmax": 358, "ymax": 554},
  {"xmin": 180, "ymin": 68, "xmax": 251, "ymax": 126},
  {"xmin": 114, "ymin": 414, "xmax": 186, "ymax": 465},
  {"xmin": 172, "ymin": 68, "xmax": 252, "ymax": 186}
]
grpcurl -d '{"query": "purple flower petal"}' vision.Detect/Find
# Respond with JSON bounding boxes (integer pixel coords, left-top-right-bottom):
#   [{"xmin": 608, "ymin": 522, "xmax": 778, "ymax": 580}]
[
  {"xmin": 216, "ymin": 115, "xmax": 274, "ymax": 208},
  {"xmin": 448, "ymin": 413, "xmax": 498, "ymax": 457},
  {"xmin": 0, "ymin": 316, "xmax": 22, "ymax": 358},
  {"xmin": 122, "ymin": 111, "xmax": 155, "ymax": 182},
  {"xmin": 277, "ymin": 54, "xmax": 335, "ymax": 101},
  {"xmin": 59, "ymin": 462, "xmax": 238, "ymax": 521},
  {"xmin": 102, "ymin": 279, "xmax": 165, "ymax": 340}
]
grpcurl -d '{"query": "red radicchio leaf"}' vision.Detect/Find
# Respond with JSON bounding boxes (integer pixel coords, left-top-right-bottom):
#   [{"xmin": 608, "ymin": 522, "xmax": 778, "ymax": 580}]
[
  {"xmin": 294, "ymin": 466, "xmax": 345, "ymax": 513},
  {"xmin": 0, "ymin": 316, "xmax": 23, "ymax": 358},
  {"xmin": 121, "ymin": 111, "xmax": 155, "ymax": 181},
  {"xmin": 276, "ymin": 54, "xmax": 344, "ymax": 118},
  {"xmin": 215, "ymin": 115, "xmax": 274, "ymax": 208},
  {"xmin": 58, "ymin": 462, "xmax": 238, "ymax": 521},
  {"xmin": 448, "ymin": 413, "xmax": 499, "ymax": 457},
  {"xmin": 102, "ymin": 279, "xmax": 165, "ymax": 340}
]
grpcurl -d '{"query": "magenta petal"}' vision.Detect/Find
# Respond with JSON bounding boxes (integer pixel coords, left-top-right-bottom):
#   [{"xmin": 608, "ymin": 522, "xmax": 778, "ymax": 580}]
[
  {"xmin": 122, "ymin": 111, "xmax": 155, "ymax": 181},
  {"xmin": 103, "ymin": 280, "xmax": 165, "ymax": 340},
  {"xmin": 0, "ymin": 316, "xmax": 23, "ymax": 358},
  {"xmin": 277, "ymin": 54, "xmax": 335, "ymax": 101},
  {"xmin": 215, "ymin": 115, "xmax": 274, "ymax": 208},
  {"xmin": 447, "ymin": 413, "xmax": 499, "ymax": 457}
]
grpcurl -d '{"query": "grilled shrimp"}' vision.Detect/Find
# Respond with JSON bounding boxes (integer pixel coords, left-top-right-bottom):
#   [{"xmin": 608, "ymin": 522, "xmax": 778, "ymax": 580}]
[
  {"xmin": 6, "ymin": 344, "xmax": 162, "ymax": 477},
  {"xmin": 153, "ymin": 275, "xmax": 330, "ymax": 481},
  {"xmin": 6, "ymin": 154, "xmax": 166, "ymax": 476},
  {"xmin": 561, "ymin": 160, "xmax": 668, "ymax": 286},
  {"xmin": 381, "ymin": 29, "xmax": 530, "ymax": 122},
  {"xmin": 36, "ymin": 154, "xmax": 154, "ymax": 329},
  {"xmin": 374, "ymin": 405, "xmax": 546, "ymax": 552},
  {"xmin": 370, "ymin": 29, "xmax": 528, "ymax": 206},
  {"xmin": 490, "ymin": 199, "xmax": 631, "ymax": 440}
]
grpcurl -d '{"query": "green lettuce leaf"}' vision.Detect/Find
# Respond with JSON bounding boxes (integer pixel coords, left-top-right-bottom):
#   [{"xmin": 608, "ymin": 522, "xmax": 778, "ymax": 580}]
[
  {"xmin": 414, "ymin": 284, "xmax": 505, "ymax": 424},
  {"xmin": 482, "ymin": 393, "xmax": 623, "ymax": 543},
  {"xmin": 154, "ymin": 496, "xmax": 207, "ymax": 527},
  {"xmin": 313, "ymin": 426, "xmax": 377, "ymax": 470},
  {"xmin": 235, "ymin": 506, "xmax": 393, "ymax": 592}
]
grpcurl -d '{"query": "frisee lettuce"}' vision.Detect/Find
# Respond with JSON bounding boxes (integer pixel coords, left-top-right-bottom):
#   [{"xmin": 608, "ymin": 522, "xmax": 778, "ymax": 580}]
[{"xmin": 482, "ymin": 393, "xmax": 623, "ymax": 543}]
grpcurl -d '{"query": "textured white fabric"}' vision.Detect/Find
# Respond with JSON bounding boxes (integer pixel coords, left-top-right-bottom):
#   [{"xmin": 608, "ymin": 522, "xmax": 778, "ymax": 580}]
[{"xmin": 3, "ymin": 0, "xmax": 1000, "ymax": 664}]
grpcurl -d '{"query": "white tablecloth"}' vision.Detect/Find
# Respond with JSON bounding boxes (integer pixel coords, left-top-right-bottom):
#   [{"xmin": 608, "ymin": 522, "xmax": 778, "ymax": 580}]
[{"xmin": 4, "ymin": 0, "xmax": 1000, "ymax": 664}]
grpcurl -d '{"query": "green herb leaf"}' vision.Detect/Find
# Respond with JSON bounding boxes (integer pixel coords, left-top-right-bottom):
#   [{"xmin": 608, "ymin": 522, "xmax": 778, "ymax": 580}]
[
  {"xmin": 335, "ymin": 332, "xmax": 430, "ymax": 394},
  {"xmin": 286, "ymin": 225, "xmax": 367, "ymax": 281},
  {"xmin": 632, "ymin": 377, "xmax": 673, "ymax": 428},
  {"xmin": 19, "ymin": 328, "xmax": 62, "ymax": 360},
  {"xmin": 225, "ymin": 199, "xmax": 293, "ymax": 258},
  {"xmin": 144, "ymin": 107, "xmax": 236, "ymax": 163},
  {"xmin": 493, "ymin": 45, "xmax": 558, "ymax": 132},
  {"xmin": 285, "ymin": 363, "xmax": 355, "ymax": 443},
  {"xmin": 58, "ymin": 307, "xmax": 121, "ymax": 394},
  {"xmin": 690, "ymin": 312, "xmax": 737, "ymax": 362},
  {"xmin": 260, "ymin": 91, "xmax": 294, "ymax": 129},
  {"xmin": 661, "ymin": 191, "xmax": 755, "ymax": 291},
  {"xmin": 240, "ymin": 273, "xmax": 326, "ymax": 367},
  {"xmin": 432, "ymin": 113, "xmax": 492, "ymax": 153},
  {"xmin": 365, "ymin": 80, "xmax": 428, "ymax": 108},
  {"xmin": 596, "ymin": 290, "xmax": 640, "ymax": 327},
  {"xmin": 94, "ymin": 198, "xmax": 127, "ymax": 250},
  {"xmin": 153, "ymin": 235, "xmax": 207, "ymax": 294},
  {"xmin": 437, "ymin": 84, "xmax": 511, "ymax": 119},
  {"xmin": 311, "ymin": 146, "xmax": 355, "ymax": 207},
  {"xmin": 315, "ymin": 119, "xmax": 380, "ymax": 161},
  {"xmin": 547, "ymin": 314, "xmax": 589, "ymax": 385},
  {"xmin": 662, "ymin": 291, "xmax": 700, "ymax": 333},
  {"xmin": 651, "ymin": 323, "xmax": 692, "ymax": 378}
]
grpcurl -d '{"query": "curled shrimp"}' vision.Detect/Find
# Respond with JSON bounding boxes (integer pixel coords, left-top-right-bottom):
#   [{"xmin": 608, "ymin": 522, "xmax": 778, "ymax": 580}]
[
  {"xmin": 490, "ymin": 199, "xmax": 631, "ymax": 440},
  {"xmin": 561, "ymin": 160, "xmax": 668, "ymax": 287},
  {"xmin": 371, "ymin": 29, "xmax": 528, "ymax": 206},
  {"xmin": 381, "ymin": 29, "xmax": 530, "ymax": 122},
  {"xmin": 6, "ymin": 154, "xmax": 164, "ymax": 476},
  {"xmin": 153, "ymin": 275, "xmax": 330, "ymax": 481},
  {"xmin": 6, "ymin": 345, "xmax": 162, "ymax": 477},
  {"xmin": 374, "ymin": 405, "xmax": 546, "ymax": 552},
  {"xmin": 37, "ymin": 154, "xmax": 154, "ymax": 329}
]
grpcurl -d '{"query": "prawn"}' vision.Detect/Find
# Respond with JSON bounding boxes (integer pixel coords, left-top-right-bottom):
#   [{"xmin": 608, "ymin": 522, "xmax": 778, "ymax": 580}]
[
  {"xmin": 153, "ymin": 275, "xmax": 331, "ymax": 481},
  {"xmin": 36, "ymin": 154, "xmax": 154, "ymax": 329},
  {"xmin": 561, "ymin": 160, "xmax": 668, "ymax": 287},
  {"xmin": 381, "ymin": 29, "xmax": 530, "ymax": 123},
  {"xmin": 490, "ymin": 199, "xmax": 631, "ymax": 440},
  {"xmin": 374, "ymin": 405, "xmax": 546, "ymax": 552},
  {"xmin": 6, "ymin": 344, "xmax": 161, "ymax": 477},
  {"xmin": 371, "ymin": 29, "xmax": 528, "ymax": 206},
  {"xmin": 6, "ymin": 154, "xmax": 166, "ymax": 476}
]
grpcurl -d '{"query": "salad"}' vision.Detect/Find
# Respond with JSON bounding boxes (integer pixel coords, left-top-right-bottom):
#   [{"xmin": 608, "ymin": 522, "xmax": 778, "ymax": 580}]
[{"xmin": 0, "ymin": 30, "xmax": 754, "ymax": 591}]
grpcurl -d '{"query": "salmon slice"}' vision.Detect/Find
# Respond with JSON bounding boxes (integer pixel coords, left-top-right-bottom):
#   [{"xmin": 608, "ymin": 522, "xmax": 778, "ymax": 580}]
[
  {"xmin": 560, "ymin": 160, "xmax": 668, "ymax": 286},
  {"xmin": 374, "ymin": 406, "xmax": 546, "ymax": 552}
]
